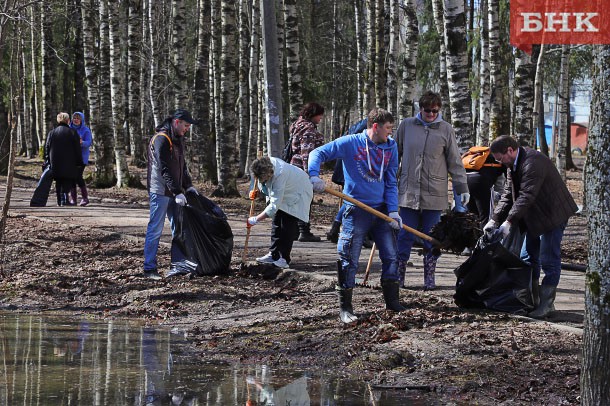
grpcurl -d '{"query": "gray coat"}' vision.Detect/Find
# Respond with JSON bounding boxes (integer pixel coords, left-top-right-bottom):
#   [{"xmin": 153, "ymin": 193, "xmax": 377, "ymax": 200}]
[
  {"xmin": 492, "ymin": 147, "xmax": 577, "ymax": 237},
  {"xmin": 395, "ymin": 116, "xmax": 468, "ymax": 210}
]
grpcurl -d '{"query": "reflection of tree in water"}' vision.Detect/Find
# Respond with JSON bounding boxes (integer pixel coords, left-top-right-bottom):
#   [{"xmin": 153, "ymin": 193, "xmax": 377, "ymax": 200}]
[{"xmin": 246, "ymin": 365, "xmax": 311, "ymax": 406}]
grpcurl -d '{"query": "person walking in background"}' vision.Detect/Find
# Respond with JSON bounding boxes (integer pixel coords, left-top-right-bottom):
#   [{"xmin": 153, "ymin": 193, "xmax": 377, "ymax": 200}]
[
  {"xmin": 69, "ymin": 112, "xmax": 93, "ymax": 206},
  {"xmin": 484, "ymin": 135, "xmax": 578, "ymax": 318},
  {"xmin": 288, "ymin": 102, "xmax": 325, "ymax": 242},
  {"xmin": 394, "ymin": 91, "xmax": 469, "ymax": 290},
  {"xmin": 143, "ymin": 109, "xmax": 199, "ymax": 280},
  {"xmin": 247, "ymin": 156, "xmax": 314, "ymax": 269},
  {"xmin": 308, "ymin": 108, "xmax": 405, "ymax": 324},
  {"xmin": 45, "ymin": 112, "xmax": 84, "ymax": 206}
]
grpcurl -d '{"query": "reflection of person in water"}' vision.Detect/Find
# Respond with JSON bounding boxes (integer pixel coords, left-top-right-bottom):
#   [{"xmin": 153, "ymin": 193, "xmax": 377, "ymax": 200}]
[
  {"xmin": 68, "ymin": 321, "xmax": 90, "ymax": 355},
  {"xmin": 142, "ymin": 328, "xmax": 167, "ymax": 404},
  {"xmin": 246, "ymin": 374, "xmax": 311, "ymax": 405}
]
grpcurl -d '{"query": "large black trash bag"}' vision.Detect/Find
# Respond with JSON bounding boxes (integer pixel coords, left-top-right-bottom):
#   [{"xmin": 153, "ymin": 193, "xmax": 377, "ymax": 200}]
[
  {"xmin": 453, "ymin": 231, "xmax": 534, "ymax": 314},
  {"xmin": 171, "ymin": 191, "xmax": 234, "ymax": 276}
]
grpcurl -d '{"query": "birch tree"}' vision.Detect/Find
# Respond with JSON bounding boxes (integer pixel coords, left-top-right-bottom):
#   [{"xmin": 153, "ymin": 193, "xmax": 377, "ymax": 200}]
[
  {"xmin": 487, "ymin": 0, "xmax": 502, "ymax": 140},
  {"xmin": 246, "ymin": 0, "xmax": 260, "ymax": 171},
  {"xmin": 363, "ymin": 0, "xmax": 375, "ymax": 112},
  {"xmin": 192, "ymin": 0, "xmax": 214, "ymax": 181},
  {"xmin": 385, "ymin": 0, "xmax": 398, "ymax": 114},
  {"xmin": 107, "ymin": 0, "xmax": 131, "ymax": 187},
  {"xmin": 213, "ymin": 0, "xmax": 238, "ymax": 196},
  {"xmin": 477, "ymin": 0, "xmax": 489, "ymax": 145},
  {"xmin": 581, "ymin": 44, "xmax": 610, "ymax": 406},
  {"xmin": 431, "ymin": 0, "xmax": 450, "ymax": 122},
  {"xmin": 284, "ymin": 0, "xmax": 302, "ymax": 122},
  {"xmin": 172, "ymin": 0, "xmax": 187, "ymax": 108},
  {"xmin": 513, "ymin": 49, "xmax": 535, "ymax": 146},
  {"xmin": 399, "ymin": 0, "xmax": 417, "ymax": 119},
  {"xmin": 555, "ymin": 45, "xmax": 570, "ymax": 179},
  {"xmin": 128, "ymin": 0, "xmax": 145, "ymax": 168},
  {"xmin": 442, "ymin": 0, "xmax": 472, "ymax": 148},
  {"xmin": 237, "ymin": 0, "xmax": 249, "ymax": 175}
]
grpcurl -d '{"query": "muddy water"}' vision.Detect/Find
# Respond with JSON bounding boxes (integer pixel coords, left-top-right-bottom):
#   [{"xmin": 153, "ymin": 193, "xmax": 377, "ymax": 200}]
[{"xmin": 0, "ymin": 313, "xmax": 433, "ymax": 405}]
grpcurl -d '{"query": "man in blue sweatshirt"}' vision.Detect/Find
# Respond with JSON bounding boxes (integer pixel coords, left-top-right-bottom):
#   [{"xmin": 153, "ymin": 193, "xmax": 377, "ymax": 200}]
[{"xmin": 308, "ymin": 108, "xmax": 404, "ymax": 323}]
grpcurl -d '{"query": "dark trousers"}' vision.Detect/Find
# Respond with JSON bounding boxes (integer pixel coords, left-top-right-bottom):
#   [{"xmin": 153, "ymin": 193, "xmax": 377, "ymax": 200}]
[
  {"xmin": 297, "ymin": 201, "xmax": 314, "ymax": 234},
  {"xmin": 467, "ymin": 173, "xmax": 495, "ymax": 224},
  {"xmin": 269, "ymin": 210, "xmax": 299, "ymax": 263}
]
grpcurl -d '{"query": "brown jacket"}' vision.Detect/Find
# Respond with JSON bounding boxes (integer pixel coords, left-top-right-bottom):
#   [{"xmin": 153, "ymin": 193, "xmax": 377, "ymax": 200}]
[{"xmin": 492, "ymin": 147, "xmax": 577, "ymax": 237}]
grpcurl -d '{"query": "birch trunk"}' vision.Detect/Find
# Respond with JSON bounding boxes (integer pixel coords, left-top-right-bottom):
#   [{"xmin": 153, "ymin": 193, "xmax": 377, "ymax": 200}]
[
  {"xmin": 374, "ymin": 0, "xmax": 385, "ymax": 108},
  {"xmin": 193, "ymin": 0, "xmax": 215, "ymax": 181},
  {"xmin": 386, "ymin": 0, "xmax": 398, "ymax": 114},
  {"xmin": 40, "ymin": 2, "xmax": 55, "ymax": 134},
  {"xmin": 82, "ymin": 0, "xmax": 115, "ymax": 186},
  {"xmin": 487, "ymin": 0, "xmax": 502, "ymax": 140},
  {"xmin": 581, "ymin": 44, "xmax": 610, "ymax": 406},
  {"xmin": 107, "ymin": 0, "xmax": 131, "ymax": 187},
  {"xmin": 399, "ymin": 0, "xmax": 417, "ymax": 119},
  {"xmin": 237, "ymin": 0, "xmax": 250, "ymax": 176},
  {"xmin": 172, "ymin": 0, "xmax": 187, "ymax": 108},
  {"xmin": 442, "ymin": 0, "xmax": 472, "ymax": 149},
  {"xmin": 364, "ymin": 0, "xmax": 375, "ymax": 112},
  {"xmin": 73, "ymin": 0, "xmax": 86, "ymax": 112},
  {"xmin": 148, "ymin": 0, "xmax": 162, "ymax": 126},
  {"xmin": 284, "ymin": 0, "xmax": 302, "ymax": 122},
  {"xmin": 477, "ymin": 0, "xmax": 489, "ymax": 145},
  {"xmin": 354, "ymin": 0, "xmax": 364, "ymax": 118},
  {"xmin": 556, "ymin": 44, "xmax": 570, "ymax": 180},
  {"xmin": 128, "ymin": 0, "xmax": 145, "ymax": 168},
  {"xmin": 213, "ymin": 0, "xmax": 239, "ymax": 196},
  {"xmin": 431, "ymin": 0, "xmax": 450, "ymax": 122},
  {"xmin": 513, "ymin": 49, "xmax": 535, "ymax": 146},
  {"xmin": 246, "ymin": 0, "xmax": 260, "ymax": 171},
  {"xmin": 29, "ymin": 5, "xmax": 42, "ymax": 153}
]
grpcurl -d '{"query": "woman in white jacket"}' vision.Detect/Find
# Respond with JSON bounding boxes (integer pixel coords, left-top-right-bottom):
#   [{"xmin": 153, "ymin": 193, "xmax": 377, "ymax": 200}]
[{"xmin": 247, "ymin": 156, "xmax": 314, "ymax": 268}]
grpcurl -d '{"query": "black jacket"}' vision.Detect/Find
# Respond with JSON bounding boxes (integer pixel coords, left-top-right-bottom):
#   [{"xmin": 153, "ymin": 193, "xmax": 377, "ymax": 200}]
[{"xmin": 45, "ymin": 123, "xmax": 83, "ymax": 180}]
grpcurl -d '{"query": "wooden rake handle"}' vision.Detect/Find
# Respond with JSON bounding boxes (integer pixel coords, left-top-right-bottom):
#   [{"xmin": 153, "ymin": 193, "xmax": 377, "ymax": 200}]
[
  {"xmin": 242, "ymin": 178, "xmax": 259, "ymax": 262},
  {"xmin": 323, "ymin": 187, "xmax": 441, "ymax": 247}
]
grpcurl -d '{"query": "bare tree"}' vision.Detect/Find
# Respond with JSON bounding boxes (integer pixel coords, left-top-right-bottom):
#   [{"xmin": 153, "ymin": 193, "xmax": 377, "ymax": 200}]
[
  {"xmin": 128, "ymin": 0, "xmax": 145, "ymax": 168},
  {"xmin": 399, "ymin": 0, "xmax": 417, "ymax": 119},
  {"xmin": 513, "ymin": 49, "xmax": 535, "ymax": 146}
]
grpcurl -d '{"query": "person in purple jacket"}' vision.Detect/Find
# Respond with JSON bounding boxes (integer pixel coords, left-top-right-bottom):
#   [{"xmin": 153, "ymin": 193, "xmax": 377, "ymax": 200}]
[
  {"xmin": 69, "ymin": 112, "xmax": 93, "ymax": 206},
  {"xmin": 308, "ymin": 108, "xmax": 404, "ymax": 324}
]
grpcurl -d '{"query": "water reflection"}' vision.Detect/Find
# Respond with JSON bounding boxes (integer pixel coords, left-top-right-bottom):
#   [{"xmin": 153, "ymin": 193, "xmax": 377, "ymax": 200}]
[{"xmin": 0, "ymin": 313, "xmax": 431, "ymax": 405}]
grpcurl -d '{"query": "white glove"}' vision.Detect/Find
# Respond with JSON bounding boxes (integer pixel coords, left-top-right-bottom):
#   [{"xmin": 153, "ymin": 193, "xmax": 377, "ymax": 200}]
[
  {"xmin": 186, "ymin": 186, "xmax": 199, "ymax": 195},
  {"xmin": 388, "ymin": 212, "xmax": 402, "ymax": 231},
  {"xmin": 499, "ymin": 220, "xmax": 511, "ymax": 238},
  {"xmin": 175, "ymin": 193, "xmax": 187, "ymax": 206},
  {"xmin": 310, "ymin": 176, "xmax": 325, "ymax": 193},
  {"xmin": 460, "ymin": 192, "xmax": 470, "ymax": 206},
  {"xmin": 247, "ymin": 216, "xmax": 258, "ymax": 226},
  {"xmin": 483, "ymin": 219, "xmax": 496, "ymax": 234}
]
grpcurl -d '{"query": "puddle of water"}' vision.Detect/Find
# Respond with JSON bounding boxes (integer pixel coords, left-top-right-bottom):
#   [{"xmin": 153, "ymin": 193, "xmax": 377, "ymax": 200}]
[{"xmin": 0, "ymin": 313, "xmax": 437, "ymax": 405}]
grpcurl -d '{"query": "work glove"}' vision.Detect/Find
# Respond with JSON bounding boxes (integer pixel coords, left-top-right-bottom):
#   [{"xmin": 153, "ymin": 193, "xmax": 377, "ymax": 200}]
[
  {"xmin": 483, "ymin": 219, "xmax": 496, "ymax": 236},
  {"xmin": 186, "ymin": 186, "xmax": 199, "ymax": 195},
  {"xmin": 310, "ymin": 176, "xmax": 325, "ymax": 193},
  {"xmin": 460, "ymin": 192, "xmax": 470, "ymax": 206},
  {"xmin": 175, "ymin": 193, "xmax": 187, "ymax": 206},
  {"xmin": 247, "ymin": 216, "xmax": 258, "ymax": 227},
  {"xmin": 388, "ymin": 211, "xmax": 402, "ymax": 231},
  {"xmin": 498, "ymin": 220, "xmax": 511, "ymax": 238},
  {"xmin": 249, "ymin": 189, "xmax": 259, "ymax": 200}
]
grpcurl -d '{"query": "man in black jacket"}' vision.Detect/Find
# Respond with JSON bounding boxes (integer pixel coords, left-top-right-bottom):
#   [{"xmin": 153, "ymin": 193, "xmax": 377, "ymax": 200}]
[
  {"xmin": 484, "ymin": 135, "xmax": 578, "ymax": 318},
  {"xmin": 45, "ymin": 112, "xmax": 84, "ymax": 206},
  {"xmin": 143, "ymin": 109, "xmax": 199, "ymax": 280}
]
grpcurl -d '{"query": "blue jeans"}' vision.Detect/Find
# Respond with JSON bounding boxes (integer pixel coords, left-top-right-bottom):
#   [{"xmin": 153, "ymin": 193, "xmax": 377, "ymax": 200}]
[
  {"xmin": 520, "ymin": 222, "xmax": 567, "ymax": 287},
  {"xmin": 397, "ymin": 207, "xmax": 442, "ymax": 261},
  {"xmin": 143, "ymin": 193, "xmax": 179, "ymax": 271},
  {"xmin": 337, "ymin": 204, "xmax": 399, "ymax": 288}
]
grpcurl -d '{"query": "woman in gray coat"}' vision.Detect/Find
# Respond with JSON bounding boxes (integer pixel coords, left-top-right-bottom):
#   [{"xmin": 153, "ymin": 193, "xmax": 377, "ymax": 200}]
[{"xmin": 394, "ymin": 91, "xmax": 469, "ymax": 290}]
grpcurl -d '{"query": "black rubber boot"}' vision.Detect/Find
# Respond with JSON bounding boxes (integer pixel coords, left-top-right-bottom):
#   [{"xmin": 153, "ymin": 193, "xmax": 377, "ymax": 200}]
[
  {"xmin": 529, "ymin": 285, "xmax": 556, "ymax": 318},
  {"xmin": 381, "ymin": 279, "xmax": 406, "ymax": 312},
  {"xmin": 336, "ymin": 260, "xmax": 357, "ymax": 323},
  {"xmin": 362, "ymin": 233, "xmax": 374, "ymax": 248},
  {"xmin": 531, "ymin": 279, "xmax": 540, "ymax": 308},
  {"xmin": 298, "ymin": 222, "xmax": 321, "ymax": 242},
  {"xmin": 326, "ymin": 221, "xmax": 341, "ymax": 243},
  {"xmin": 337, "ymin": 287, "xmax": 358, "ymax": 324}
]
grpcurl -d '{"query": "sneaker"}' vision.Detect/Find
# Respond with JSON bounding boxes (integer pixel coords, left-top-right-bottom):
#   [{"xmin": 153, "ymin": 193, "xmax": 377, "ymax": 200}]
[
  {"xmin": 256, "ymin": 252, "xmax": 275, "ymax": 264},
  {"xmin": 143, "ymin": 270, "xmax": 162, "ymax": 280},
  {"xmin": 273, "ymin": 257, "xmax": 289, "ymax": 269}
]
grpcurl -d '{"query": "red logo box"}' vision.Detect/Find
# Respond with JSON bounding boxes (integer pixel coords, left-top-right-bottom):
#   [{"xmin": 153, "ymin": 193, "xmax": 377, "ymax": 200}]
[{"xmin": 511, "ymin": 0, "xmax": 610, "ymax": 53}]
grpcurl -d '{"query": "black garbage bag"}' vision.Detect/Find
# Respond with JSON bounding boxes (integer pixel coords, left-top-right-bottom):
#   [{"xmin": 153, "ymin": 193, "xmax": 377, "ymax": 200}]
[
  {"xmin": 171, "ymin": 191, "xmax": 233, "ymax": 276},
  {"xmin": 453, "ymin": 232, "xmax": 534, "ymax": 314},
  {"xmin": 30, "ymin": 165, "xmax": 54, "ymax": 207}
]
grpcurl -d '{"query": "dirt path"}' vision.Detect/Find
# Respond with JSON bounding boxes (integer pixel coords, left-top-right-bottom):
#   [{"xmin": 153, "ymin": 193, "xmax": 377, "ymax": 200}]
[{"xmin": 0, "ymin": 157, "xmax": 586, "ymax": 404}]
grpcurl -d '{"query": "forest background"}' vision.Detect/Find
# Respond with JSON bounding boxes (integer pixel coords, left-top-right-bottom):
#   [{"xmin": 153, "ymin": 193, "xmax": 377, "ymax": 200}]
[{"xmin": 0, "ymin": 0, "xmax": 608, "ymax": 403}]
